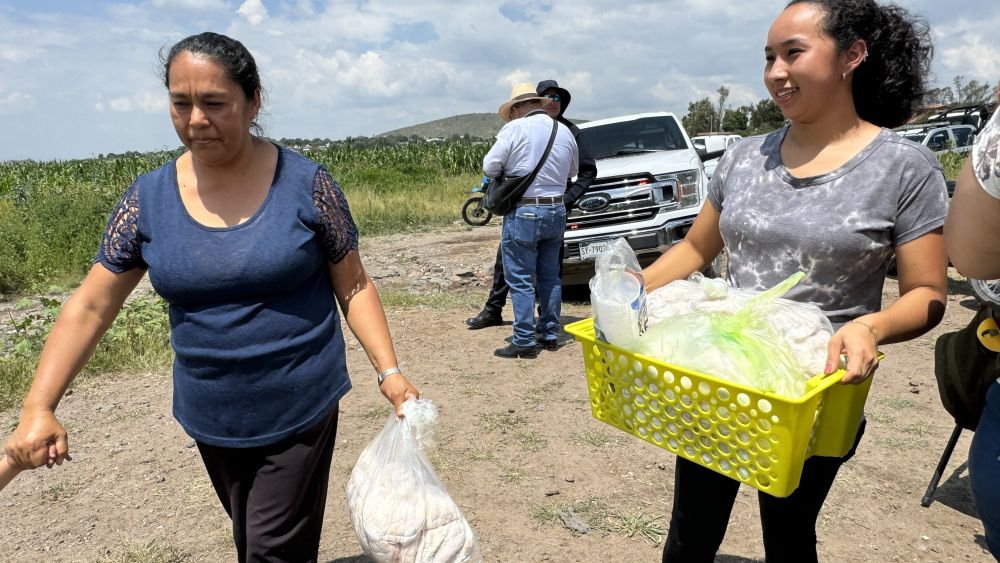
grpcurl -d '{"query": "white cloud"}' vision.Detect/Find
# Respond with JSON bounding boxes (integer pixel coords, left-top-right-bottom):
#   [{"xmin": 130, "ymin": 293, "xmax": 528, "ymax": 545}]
[
  {"xmin": 0, "ymin": 44, "xmax": 37, "ymax": 63},
  {"xmin": 1, "ymin": 0, "xmax": 998, "ymax": 161},
  {"xmin": 499, "ymin": 69, "xmax": 533, "ymax": 89},
  {"xmin": 100, "ymin": 91, "xmax": 168, "ymax": 113},
  {"xmin": 0, "ymin": 92, "xmax": 35, "ymax": 115},
  {"xmin": 237, "ymin": 0, "xmax": 268, "ymax": 26},
  {"xmin": 935, "ymin": 15, "xmax": 1000, "ymax": 83},
  {"xmin": 150, "ymin": 0, "xmax": 229, "ymax": 10}
]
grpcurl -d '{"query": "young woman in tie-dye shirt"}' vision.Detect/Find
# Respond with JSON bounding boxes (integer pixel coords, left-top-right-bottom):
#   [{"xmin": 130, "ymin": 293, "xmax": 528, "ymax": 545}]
[{"xmin": 644, "ymin": 1, "xmax": 949, "ymax": 561}]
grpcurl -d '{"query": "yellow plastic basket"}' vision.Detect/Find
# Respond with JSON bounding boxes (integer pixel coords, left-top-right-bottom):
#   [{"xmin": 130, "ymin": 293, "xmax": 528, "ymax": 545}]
[{"xmin": 565, "ymin": 317, "xmax": 873, "ymax": 498}]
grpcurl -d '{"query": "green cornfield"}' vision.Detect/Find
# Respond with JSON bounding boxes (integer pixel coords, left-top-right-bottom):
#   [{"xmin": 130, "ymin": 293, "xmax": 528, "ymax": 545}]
[{"xmin": 0, "ymin": 139, "xmax": 488, "ymax": 295}]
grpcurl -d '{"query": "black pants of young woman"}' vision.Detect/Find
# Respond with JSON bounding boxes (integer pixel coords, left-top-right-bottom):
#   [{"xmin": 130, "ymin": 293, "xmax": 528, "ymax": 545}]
[
  {"xmin": 662, "ymin": 419, "xmax": 865, "ymax": 563},
  {"xmin": 197, "ymin": 405, "xmax": 340, "ymax": 563}
]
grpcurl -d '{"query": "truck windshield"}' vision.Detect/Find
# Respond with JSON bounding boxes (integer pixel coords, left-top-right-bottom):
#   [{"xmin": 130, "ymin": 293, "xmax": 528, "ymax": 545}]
[{"xmin": 582, "ymin": 116, "xmax": 688, "ymax": 159}]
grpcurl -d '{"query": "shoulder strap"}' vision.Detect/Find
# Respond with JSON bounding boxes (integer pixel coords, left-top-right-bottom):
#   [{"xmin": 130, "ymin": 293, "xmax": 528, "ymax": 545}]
[{"xmin": 523, "ymin": 119, "xmax": 559, "ymax": 188}]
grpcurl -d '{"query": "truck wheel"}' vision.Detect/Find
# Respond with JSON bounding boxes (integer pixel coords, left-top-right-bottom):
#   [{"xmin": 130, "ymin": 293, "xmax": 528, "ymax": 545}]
[{"xmin": 462, "ymin": 197, "xmax": 492, "ymax": 226}]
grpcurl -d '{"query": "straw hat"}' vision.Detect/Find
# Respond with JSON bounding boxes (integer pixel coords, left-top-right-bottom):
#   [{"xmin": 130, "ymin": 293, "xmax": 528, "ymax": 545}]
[{"xmin": 498, "ymin": 83, "xmax": 552, "ymax": 122}]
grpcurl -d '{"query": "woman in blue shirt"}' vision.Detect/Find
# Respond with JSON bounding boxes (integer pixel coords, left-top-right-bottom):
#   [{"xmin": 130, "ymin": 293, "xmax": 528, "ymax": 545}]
[{"xmin": 4, "ymin": 32, "xmax": 418, "ymax": 562}]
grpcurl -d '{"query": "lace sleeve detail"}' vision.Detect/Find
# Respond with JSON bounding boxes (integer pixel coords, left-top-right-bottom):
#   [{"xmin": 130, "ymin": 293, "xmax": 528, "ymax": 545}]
[
  {"xmin": 312, "ymin": 167, "xmax": 359, "ymax": 264},
  {"xmin": 94, "ymin": 181, "xmax": 146, "ymax": 273}
]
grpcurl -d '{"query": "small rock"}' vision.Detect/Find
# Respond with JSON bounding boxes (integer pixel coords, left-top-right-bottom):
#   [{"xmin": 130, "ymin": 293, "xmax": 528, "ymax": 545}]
[
  {"xmin": 564, "ymin": 476, "xmax": 575, "ymax": 483},
  {"xmin": 544, "ymin": 490, "xmax": 560, "ymax": 497},
  {"xmin": 507, "ymin": 408, "xmax": 516, "ymax": 413},
  {"xmin": 65, "ymin": 389, "xmax": 73, "ymax": 397},
  {"xmin": 185, "ymin": 440, "xmax": 196, "ymax": 449},
  {"xmin": 657, "ymin": 462, "xmax": 668, "ymax": 470},
  {"xmin": 909, "ymin": 387, "xmax": 920, "ymax": 394},
  {"xmin": 921, "ymin": 535, "xmax": 930, "ymax": 541},
  {"xmin": 558, "ymin": 509, "xmax": 590, "ymax": 534}
]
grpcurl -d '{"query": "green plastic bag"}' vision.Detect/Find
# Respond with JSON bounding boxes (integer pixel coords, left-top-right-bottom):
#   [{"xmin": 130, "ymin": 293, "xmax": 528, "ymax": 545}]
[{"xmin": 635, "ymin": 272, "xmax": 810, "ymax": 397}]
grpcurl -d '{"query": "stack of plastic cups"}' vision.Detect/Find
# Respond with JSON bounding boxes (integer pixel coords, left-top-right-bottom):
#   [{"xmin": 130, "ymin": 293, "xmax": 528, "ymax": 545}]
[{"xmin": 591, "ymin": 269, "xmax": 645, "ymax": 349}]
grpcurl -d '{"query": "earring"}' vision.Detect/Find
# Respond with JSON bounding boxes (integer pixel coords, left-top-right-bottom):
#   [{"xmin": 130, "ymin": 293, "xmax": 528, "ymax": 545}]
[
  {"xmin": 842, "ymin": 72, "xmax": 847, "ymax": 80},
  {"xmin": 863, "ymin": 50, "xmax": 869, "ymax": 62}
]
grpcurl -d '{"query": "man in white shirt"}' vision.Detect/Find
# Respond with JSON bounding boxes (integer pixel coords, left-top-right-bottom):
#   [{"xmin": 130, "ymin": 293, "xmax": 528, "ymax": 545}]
[{"xmin": 483, "ymin": 83, "xmax": 578, "ymax": 358}]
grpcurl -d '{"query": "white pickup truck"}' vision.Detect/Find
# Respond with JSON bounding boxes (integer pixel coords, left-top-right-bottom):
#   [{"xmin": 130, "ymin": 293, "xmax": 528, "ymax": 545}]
[{"xmin": 561, "ymin": 112, "xmax": 710, "ymax": 284}]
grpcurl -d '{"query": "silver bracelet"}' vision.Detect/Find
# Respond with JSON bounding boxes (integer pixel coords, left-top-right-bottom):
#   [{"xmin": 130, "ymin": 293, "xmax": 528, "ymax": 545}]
[
  {"xmin": 846, "ymin": 319, "xmax": 879, "ymax": 346},
  {"xmin": 377, "ymin": 366, "xmax": 401, "ymax": 385}
]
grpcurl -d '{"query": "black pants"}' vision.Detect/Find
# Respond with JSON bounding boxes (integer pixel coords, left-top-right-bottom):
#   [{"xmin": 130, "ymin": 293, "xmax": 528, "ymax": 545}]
[
  {"xmin": 484, "ymin": 242, "xmax": 566, "ymax": 315},
  {"xmin": 663, "ymin": 418, "xmax": 866, "ymax": 563},
  {"xmin": 197, "ymin": 405, "xmax": 340, "ymax": 563}
]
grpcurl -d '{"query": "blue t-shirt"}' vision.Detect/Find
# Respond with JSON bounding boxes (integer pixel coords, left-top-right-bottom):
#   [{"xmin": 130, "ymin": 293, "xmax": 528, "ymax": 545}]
[{"xmin": 96, "ymin": 145, "xmax": 359, "ymax": 447}]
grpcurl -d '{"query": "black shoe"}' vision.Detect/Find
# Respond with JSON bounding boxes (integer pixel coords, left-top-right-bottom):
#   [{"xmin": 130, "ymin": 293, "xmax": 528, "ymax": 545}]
[
  {"xmin": 494, "ymin": 343, "xmax": 538, "ymax": 359},
  {"xmin": 539, "ymin": 339, "xmax": 559, "ymax": 352},
  {"xmin": 465, "ymin": 310, "xmax": 503, "ymax": 330}
]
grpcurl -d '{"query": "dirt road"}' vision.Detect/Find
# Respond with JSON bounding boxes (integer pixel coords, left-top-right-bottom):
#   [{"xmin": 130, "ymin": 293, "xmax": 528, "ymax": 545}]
[{"xmin": 0, "ymin": 224, "xmax": 994, "ymax": 562}]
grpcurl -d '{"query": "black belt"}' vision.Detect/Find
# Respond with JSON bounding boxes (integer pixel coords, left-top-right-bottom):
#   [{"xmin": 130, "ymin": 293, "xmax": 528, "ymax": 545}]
[{"xmin": 518, "ymin": 196, "xmax": 564, "ymax": 206}]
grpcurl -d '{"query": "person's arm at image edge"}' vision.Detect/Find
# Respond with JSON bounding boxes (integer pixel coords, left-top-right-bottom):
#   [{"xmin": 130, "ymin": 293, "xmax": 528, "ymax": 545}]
[{"xmin": 945, "ymin": 159, "xmax": 1000, "ymax": 279}]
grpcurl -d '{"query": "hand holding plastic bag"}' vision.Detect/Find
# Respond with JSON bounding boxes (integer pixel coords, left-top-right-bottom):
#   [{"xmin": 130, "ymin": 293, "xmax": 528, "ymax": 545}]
[{"xmin": 346, "ymin": 399, "xmax": 481, "ymax": 562}]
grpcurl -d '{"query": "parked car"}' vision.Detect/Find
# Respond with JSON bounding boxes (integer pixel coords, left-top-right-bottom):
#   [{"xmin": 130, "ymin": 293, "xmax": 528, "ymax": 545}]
[
  {"xmin": 692, "ymin": 134, "xmax": 742, "ymax": 180},
  {"xmin": 895, "ymin": 123, "xmax": 976, "ymax": 155},
  {"xmin": 561, "ymin": 112, "xmax": 710, "ymax": 285}
]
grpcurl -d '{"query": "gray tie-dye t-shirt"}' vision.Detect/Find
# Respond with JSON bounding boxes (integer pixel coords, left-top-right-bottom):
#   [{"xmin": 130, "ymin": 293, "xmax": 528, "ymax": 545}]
[{"xmin": 709, "ymin": 126, "xmax": 948, "ymax": 322}]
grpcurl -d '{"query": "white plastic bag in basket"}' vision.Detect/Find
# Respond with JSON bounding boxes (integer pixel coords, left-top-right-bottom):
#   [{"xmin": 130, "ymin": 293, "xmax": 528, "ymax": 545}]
[{"xmin": 346, "ymin": 398, "xmax": 481, "ymax": 563}]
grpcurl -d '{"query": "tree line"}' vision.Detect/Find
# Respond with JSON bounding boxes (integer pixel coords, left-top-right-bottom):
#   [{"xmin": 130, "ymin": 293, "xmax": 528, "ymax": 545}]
[{"xmin": 683, "ymin": 76, "xmax": 1000, "ymax": 138}]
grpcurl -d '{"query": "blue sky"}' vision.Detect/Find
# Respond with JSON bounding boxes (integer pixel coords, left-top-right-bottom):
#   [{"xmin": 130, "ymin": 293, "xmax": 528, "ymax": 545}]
[{"xmin": 1, "ymin": 0, "xmax": 998, "ymax": 161}]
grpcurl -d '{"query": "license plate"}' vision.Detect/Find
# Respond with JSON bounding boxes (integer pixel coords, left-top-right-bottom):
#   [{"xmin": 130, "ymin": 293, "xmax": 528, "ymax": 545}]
[{"xmin": 579, "ymin": 240, "xmax": 612, "ymax": 260}]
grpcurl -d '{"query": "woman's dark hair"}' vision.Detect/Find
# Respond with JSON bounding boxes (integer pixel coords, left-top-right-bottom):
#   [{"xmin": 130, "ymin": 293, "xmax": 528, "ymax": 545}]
[
  {"xmin": 160, "ymin": 32, "xmax": 265, "ymax": 134},
  {"xmin": 786, "ymin": 0, "xmax": 933, "ymax": 128}
]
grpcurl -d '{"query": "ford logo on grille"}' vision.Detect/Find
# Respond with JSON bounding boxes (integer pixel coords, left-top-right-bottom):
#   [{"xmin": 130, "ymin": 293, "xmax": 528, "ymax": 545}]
[{"xmin": 577, "ymin": 194, "xmax": 611, "ymax": 212}]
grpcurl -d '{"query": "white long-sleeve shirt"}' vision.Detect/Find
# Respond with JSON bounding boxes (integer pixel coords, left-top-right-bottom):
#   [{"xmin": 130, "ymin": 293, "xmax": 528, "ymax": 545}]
[{"xmin": 482, "ymin": 110, "xmax": 579, "ymax": 199}]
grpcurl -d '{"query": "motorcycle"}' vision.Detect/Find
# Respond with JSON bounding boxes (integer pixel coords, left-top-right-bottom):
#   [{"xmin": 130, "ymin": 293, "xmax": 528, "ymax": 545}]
[
  {"xmin": 971, "ymin": 278, "xmax": 1000, "ymax": 307},
  {"xmin": 461, "ymin": 177, "xmax": 493, "ymax": 226}
]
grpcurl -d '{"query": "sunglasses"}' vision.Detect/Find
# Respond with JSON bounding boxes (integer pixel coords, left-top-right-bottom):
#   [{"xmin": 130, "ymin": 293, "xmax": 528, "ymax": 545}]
[{"xmin": 544, "ymin": 94, "xmax": 561, "ymax": 101}]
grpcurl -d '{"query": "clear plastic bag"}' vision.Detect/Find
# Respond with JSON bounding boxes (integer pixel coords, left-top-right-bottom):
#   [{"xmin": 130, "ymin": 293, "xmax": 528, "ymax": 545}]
[
  {"xmin": 636, "ymin": 272, "xmax": 816, "ymax": 398},
  {"xmin": 346, "ymin": 399, "xmax": 481, "ymax": 563},
  {"xmin": 646, "ymin": 273, "xmax": 834, "ymax": 377},
  {"xmin": 590, "ymin": 238, "xmax": 648, "ymax": 348}
]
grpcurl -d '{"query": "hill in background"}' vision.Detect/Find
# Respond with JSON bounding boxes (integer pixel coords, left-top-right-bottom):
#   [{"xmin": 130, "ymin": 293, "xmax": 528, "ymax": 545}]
[
  {"xmin": 378, "ymin": 113, "xmax": 588, "ymax": 140},
  {"xmin": 378, "ymin": 113, "xmax": 505, "ymax": 140}
]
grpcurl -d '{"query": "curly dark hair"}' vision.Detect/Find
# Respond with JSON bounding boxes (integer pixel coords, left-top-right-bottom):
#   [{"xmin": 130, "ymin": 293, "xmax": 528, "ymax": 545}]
[
  {"xmin": 786, "ymin": 0, "xmax": 933, "ymax": 128},
  {"xmin": 160, "ymin": 32, "xmax": 265, "ymax": 134}
]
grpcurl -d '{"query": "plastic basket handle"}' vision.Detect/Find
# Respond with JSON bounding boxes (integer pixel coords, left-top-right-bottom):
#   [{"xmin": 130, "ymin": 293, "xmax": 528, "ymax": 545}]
[{"xmin": 807, "ymin": 352, "xmax": 886, "ymax": 393}]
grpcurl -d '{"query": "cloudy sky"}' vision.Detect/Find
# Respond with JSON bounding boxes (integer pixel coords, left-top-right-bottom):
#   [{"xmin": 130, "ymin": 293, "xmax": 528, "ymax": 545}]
[{"xmin": 1, "ymin": 0, "xmax": 998, "ymax": 161}]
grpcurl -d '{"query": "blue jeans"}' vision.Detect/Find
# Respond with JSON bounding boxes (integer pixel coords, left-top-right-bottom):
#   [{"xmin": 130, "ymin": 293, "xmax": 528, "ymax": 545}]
[
  {"xmin": 970, "ymin": 380, "xmax": 1000, "ymax": 559},
  {"xmin": 500, "ymin": 204, "xmax": 566, "ymax": 347}
]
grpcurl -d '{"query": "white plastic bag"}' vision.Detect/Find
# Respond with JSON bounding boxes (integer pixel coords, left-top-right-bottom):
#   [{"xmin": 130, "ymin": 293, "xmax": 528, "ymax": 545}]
[
  {"xmin": 590, "ymin": 238, "xmax": 648, "ymax": 348},
  {"xmin": 346, "ymin": 399, "xmax": 481, "ymax": 563},
  {"xmin": 637, "ymin": 273, "xmax": 828, "ymax": 398},
  {"xmin": 646, "ymin": 273, "xmax": 833, "ymax": 377}
]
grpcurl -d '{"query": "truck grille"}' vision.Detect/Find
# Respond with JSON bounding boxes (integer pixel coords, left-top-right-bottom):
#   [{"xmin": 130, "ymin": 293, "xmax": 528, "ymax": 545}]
[{"xmin": 566, "ymin": 173, "xmax": 673, "ymax": 230}]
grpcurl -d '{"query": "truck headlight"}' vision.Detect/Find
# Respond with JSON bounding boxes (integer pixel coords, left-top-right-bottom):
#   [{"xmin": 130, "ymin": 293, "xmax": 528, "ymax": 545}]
[{"xmin": 654, "ymin": 169, "xmax": 701, "ymax": 208}]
